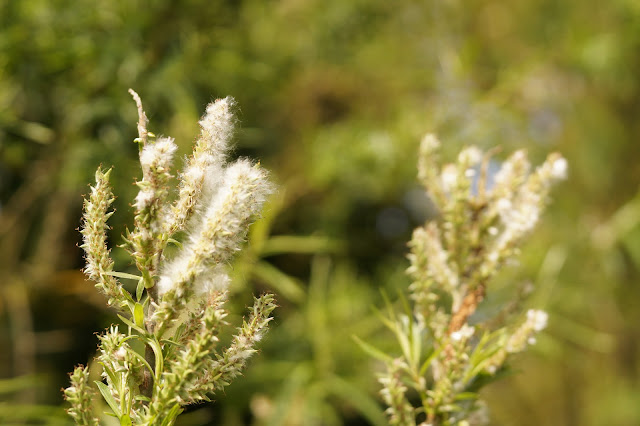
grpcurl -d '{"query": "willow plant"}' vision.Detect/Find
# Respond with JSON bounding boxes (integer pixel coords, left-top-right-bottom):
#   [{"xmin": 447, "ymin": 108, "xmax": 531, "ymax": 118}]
[
  {"xmin": 64, "ymin": 90, "xmax": 275, "ymax": 425},
  {"xmin": 359, "ymin": 135, "xmax": 567, "ymax": 425}
]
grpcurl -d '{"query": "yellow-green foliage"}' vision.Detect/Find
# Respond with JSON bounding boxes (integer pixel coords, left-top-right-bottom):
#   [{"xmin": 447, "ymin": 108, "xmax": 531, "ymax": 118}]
[{"xmin": 1, "ymin": 1, "xmax": 639, "ymax": 425}]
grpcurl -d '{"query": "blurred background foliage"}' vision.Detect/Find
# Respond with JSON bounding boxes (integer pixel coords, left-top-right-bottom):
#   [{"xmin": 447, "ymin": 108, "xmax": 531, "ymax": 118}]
[{"xmin": 1, "ymin": 0, "xmax": 639, "ymax": 424}]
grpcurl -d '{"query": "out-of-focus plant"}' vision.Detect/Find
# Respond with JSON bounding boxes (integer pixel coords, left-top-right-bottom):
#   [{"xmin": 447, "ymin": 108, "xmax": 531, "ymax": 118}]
[
  {"xmin": 208, "ymin": 190, "xmax": 390, "ymax": 426},
  {"xmin": 358, "ymin": 135, "xmax": 567, "ymax": 425},
  {"xmin": 64, "ymin": 91, "xmax": 275, "ymax": 425}
]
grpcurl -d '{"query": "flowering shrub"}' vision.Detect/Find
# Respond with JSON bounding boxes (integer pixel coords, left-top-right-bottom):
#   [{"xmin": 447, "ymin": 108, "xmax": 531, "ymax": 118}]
[
  {"xmin": 359, "ymin": 134, "xmax": 566, "ymax": 425},
  {"xmin": 65, "ymin": 87, "xmax": 566, "ymax": 425},
  {"xmin": 64, "ymin": 90, "xmax": 275, "ymax": 425}
]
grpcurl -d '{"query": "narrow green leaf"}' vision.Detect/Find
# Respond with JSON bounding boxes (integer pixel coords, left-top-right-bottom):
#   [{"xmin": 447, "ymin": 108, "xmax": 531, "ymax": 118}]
[
  {"xmin": 352, "ymin": 335, "xmax": 393, "ymax": 363},
  {"xmin": 134, "ymin": 303, "xmax": 145, "ymax": 328},
  {"xmin": 95, "ymin": 381, "xmax": 121, "ymax": 418},
  {"xmin": 161, "ymin": 338, "xmax": 184, "ymax": 352},
  {"xmin": 465, "ymin": 368, "xmax": 516, "ymax": 394},
  {"xmin": 326, "ymin": 375, "xmax": 387, "ymax": 426},
  {"xmin": 398, "ymin": 291, "xmax": 412, "ymax": 317},
  {"xmin": 372, "ymin": 307, "xmax": 397, "ymax": 333},
  {"xmin": 127, "ymin": 347, "xmax": 154, "ymax": 376},
  {"xmin": 252, "ymin": 261, "xmax": 305, "ymax": 304},
  {"xmin": 105, "ymin": 271, "xmax": 142, "ymax": 281},
  {"xmin": 122, "ymin": 291, "xmax": 136, "ymax": 307},
  {"xmin": 136, "ymin": 279, "xmax": 145, "ymax": 301},
  {"xmin": 419, "ymin": 345, "xmax": 443, "ymax": 376},
  {"xmin": 464, "ymin": 330, "xmax": 506, "ymax": 382},
  {"xmin": 160, "ymin": 404, "xmax": 183, "ymax": 426},
  {"xmin": 99, "ymin": 363, "xmax": 120, "ymax": 389},
  {"xmin": 409, "ymin": 315, "xmax": 422, "ymax": 370},
  {"xmin": 138, "ymin": 335, "xmax": 164, "ymax": 382},
  {"xmin": 247, "ymin": 192, "xmax": 284, "ymax": 249},
  {"xmin": 379, "ymin": 290, "xmax": 397, "ymax": 322},
  {"xmin": 454, "ymin": 392, "xmax": 478, "ymax": 401},
  {"xmin": 171, "ymin": 323, "xmax": 186, "ymax": 342},
  {"xmin": 117, "ymin": 314, "xmax": 147, "ymax": 335},
  {"xmin": 134, "ymin": 395, "xmax": 151, "ymax": 403},
  {"xmin": 167, "ymin": 238, "xmax": 183, "ymax": 249},
  {"xmin": 390, "ymin": 319, "xmax": 412, "ymax": 364},
  {"xmin": 260, "ymin": 235, "xmax": 344, "ymax": 256}
]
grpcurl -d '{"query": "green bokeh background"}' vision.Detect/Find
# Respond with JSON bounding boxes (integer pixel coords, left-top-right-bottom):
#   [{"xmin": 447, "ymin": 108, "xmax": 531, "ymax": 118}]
[{"xmin": 1, "ymin": 0, "xmax": 639, "ymax": 424}]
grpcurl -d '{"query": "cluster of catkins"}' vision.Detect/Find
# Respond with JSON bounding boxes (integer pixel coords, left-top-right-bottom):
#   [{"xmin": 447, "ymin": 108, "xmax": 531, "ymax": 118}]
[
  {"xmin": 377, "ymin": 134, "xmax": 566, "ymax": 425},
  {"xmin": 65, "ymin": 91, "xmax": 275, "ymax": 425},
  {"xmin": 65, "ymin": 88, "xmax": 566, "ymax": 426}
]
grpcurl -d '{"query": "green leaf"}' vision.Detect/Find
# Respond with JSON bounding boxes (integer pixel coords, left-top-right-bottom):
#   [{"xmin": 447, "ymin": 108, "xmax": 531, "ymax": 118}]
[
  {"xmin": 136, "ymin": 278, "xmax": 145, "ymax": 301},
  {"xmin": 379, "ymin": 290, "xmax": 398, "ymax": 323},
  {"xmin": 252, "ymin": 260, "xmax": 306, "ymax": 304},
  {"xmin": 392, "ymin": 321, "xmax": 411, "ymax": 364},
  {"xmin": 247, "ymin": 192, "xmax": 284, "ymax": 248},
  {"xmin": 160, "ymin": 404, "xmax": 183, "ymax": 426},
  {"xmin": 454, "ymin": 392, "xmax": 478, "ymax": 401},
  {"xmin": 171, "ymin": 323, "xmax": 186, "ymax": 341},
  {"xmin": 137, "ymin": 335, "xmax": 164, "ymax": 382},
  {"xmin": 464, "ymin": 368, "xmax": 516, "ymax": 393},
  {"xmin": 126, "ymin": 347, "xmax": 154, "ymax": 376},
  {"xmin": 398, "ymin": 291, "xmax": 412, "ymax": 317},
  {"xmin": 260, "ymin": 235, "xmax": 344, "ymax": 256},
  {"xmin": 167, "ymin": 238, "xmax": 183, "ymax": 249},
  {"xmin": 121, "ymin": 291, "xmax": 136, "ymax": 308},
  {"xmin": 95, "ymin": 381, "xmax": 121, "ymax": 418},
  {"xmin": 409, "ymin": 315, "xmax": 422, "ymax": 370},
  {"xmin": 373, "ymin": 307, "xmax": 397, "ymax": 333},
  {"xmin": 120, "ymin": 414, "xmax": 133, "ymax": 426},
  {"xmin": 106, "ymin": 271, "xmax": 142, "ymax": 281},
  {"xmin": 326, "ymin": 375, "xmax": 387, "ymax": 426},
  {"xmin": 352, "ymin": 335, "xmax": 393, "ymax": 363},
  {"xmin": 117, "ymin": 314, "xmax": 147, "ymax": 335},
  {"xmin": 464, "ymin": 329, "xmax": 506, "ymax": 383},
  {"xmin": 100, "ymin": 363, "xmax": 120, "ymax": 389},
  {"xmin": 134, "ymin": 303, "xmax": 145, "ymax": 328},
  {"xmin": 419, "ymin": 345, "xmax": 443, "ymax": 377},
  {"xmin": 134, "ymin": 395, "xmax": 151, "ymax": 403}
]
